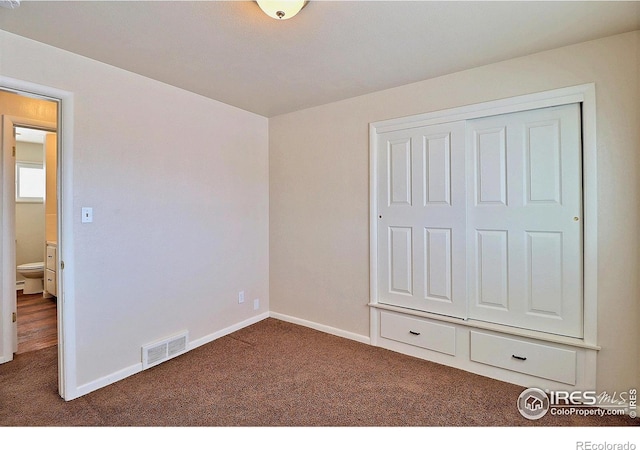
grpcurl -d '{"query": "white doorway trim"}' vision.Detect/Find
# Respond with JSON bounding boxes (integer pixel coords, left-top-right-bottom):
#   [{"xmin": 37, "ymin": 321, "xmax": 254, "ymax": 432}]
[{"xmin": 0, "ymin": 76, "xmax": 76, "ymax": 400}]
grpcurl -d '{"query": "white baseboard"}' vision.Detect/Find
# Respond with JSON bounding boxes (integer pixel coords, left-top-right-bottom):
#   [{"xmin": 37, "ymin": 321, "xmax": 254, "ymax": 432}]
[
  {"xmin": 68, "ymin": 312, "xmax": 368, "ymax": 400},
  {"xmin": 16, "ymin": 280, "xmax": 24, "ymax": 291},
  {"xmin": 72, "ymin": 312, "xmax": 270, "ymax": 400},
  {"xmin": 270, "ymin": 311, "xmax": 371, "ymax": 345},
  {"xmin": 188, "ymin": 312, "xmax": 270, "ymax": 350},
  {"xmin": 74, "ymin": 362, "xmax": 142, "ymax": 400}
]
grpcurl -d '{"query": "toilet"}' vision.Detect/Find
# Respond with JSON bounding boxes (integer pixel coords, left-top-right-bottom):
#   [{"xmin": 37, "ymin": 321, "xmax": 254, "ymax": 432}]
[{"xmin": 17, "ymin": 262, "xmax": 44, "ymax": 294}]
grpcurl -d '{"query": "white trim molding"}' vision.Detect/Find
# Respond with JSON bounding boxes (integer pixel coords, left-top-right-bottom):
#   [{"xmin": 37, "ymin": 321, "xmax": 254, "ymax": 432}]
[{"xmin": 270, "ymin": 311, "xmax": 371, "ymax": 345}]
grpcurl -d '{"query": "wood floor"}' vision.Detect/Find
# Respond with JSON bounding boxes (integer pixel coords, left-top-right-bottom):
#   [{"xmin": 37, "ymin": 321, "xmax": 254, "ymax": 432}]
[{"xmin": 16, "ymin": 291, "xmax": 57, "ymax": 354}]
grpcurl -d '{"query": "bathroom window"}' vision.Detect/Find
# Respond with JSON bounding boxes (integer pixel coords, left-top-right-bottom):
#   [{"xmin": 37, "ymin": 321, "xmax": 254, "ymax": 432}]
[{"xmin": 16, "ymin": 162, "xmax": 45, "ymax": 203}]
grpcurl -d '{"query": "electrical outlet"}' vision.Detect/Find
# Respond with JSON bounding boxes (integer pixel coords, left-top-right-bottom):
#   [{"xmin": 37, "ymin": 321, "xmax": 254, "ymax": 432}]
[
  {"xmin": 253, "ymin": 298, "xmax": 259, "ymax": 310},
  {"xmin": 238, "ymin": 291, "xmax": 245, "ymax": 304}
]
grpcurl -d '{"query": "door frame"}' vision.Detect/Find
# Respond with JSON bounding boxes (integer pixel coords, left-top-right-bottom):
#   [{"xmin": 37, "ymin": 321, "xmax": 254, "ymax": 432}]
[
  {"xmin": 4, "ymin": 116, "xmax": 56, "ymax": 355},
  {"xmin": 0, "ymin": 76, "xmax": 76, "ymax": 400},
  {"xmin": 369, "ymin": 83, "xmax": 598, "ymax": 347}
]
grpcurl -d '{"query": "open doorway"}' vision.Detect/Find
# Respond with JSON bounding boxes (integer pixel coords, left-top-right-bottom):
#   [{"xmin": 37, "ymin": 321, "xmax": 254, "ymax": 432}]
[
  {"xmin": 15, "ymin": 126, "xmax": 58, "ymax": 354},
  {"xmin": 0, "ymin": 87, "xmax": 67, "ymax": 396}
]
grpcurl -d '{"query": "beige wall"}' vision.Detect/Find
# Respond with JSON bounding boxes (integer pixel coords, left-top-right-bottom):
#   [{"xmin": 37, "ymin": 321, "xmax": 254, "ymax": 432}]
[
  {"xmin": 269, "ymin": 31, "xmax": 640, "ymax": 393},
  {"xmin": 1, "ymin": 30, "xmax": 269, "ymax": 390},
  {"xmin": 45, "ymin": 133, "xmax": 57, "ymax": 243}
]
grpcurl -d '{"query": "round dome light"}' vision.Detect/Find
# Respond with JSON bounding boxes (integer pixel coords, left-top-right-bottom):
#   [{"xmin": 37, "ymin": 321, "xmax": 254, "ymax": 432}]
[{"xmin": 256, "ymin": 1, "xmax": 307, "ymax": 20}]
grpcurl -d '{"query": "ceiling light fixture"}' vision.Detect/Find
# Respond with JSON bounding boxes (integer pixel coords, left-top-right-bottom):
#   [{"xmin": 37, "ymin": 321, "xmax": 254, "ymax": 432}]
[
  {"xmin": 0, "ymin": 0, "xmax": 20, "ymax": 9},
  {"xmin": 256, "ymin": 1, "xmax": 307, "ymax": 20}
]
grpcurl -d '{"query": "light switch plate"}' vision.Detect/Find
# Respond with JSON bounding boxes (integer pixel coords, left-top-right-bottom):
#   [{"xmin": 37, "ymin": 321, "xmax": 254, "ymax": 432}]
[{"xmin": 81, "ymin": 207, "xmax": 93, "ymax": 223}]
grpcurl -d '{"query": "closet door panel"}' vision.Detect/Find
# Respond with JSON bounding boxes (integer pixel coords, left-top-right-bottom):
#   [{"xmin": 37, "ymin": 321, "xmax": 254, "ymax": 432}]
[
  {"xmin": 377, "ymin": 121, "xmax": 466, "ymax": 318},
  {"xmin": 467, "ymin": 104, "xmax": 583, "ymax": 338}
]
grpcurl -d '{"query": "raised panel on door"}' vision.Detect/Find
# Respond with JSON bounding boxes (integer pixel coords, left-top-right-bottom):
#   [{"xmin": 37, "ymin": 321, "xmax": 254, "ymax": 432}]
[
  {"xmin": 526, "ymin": 120, "xmax": 562, "ymax": 205},
  {"xmin": 473, "ymin": 127, "xmax": 507, "ymax": 206},
  {"xmin": 475, "ymin": 229, "xmax": 509, "ymax": 311},
  {"xmin": 424, "ymin": 133, "xmax": 452, "ymax": 206},
  {"xmin": 388, "ymin": 226, "xmax": 413, "ymax": 296},
  {"xmin": 466, "ymin": 104, "xmax": 583, "ymax": 338},
  {"xmin": 388, "ymin": 138, "xmax": 412, "ymax": 206},
  {"xmin": 423, "ymin": 227, "xmax": 453, "ymax": 304},
  {"xmin": 377, "ymin": 122, "xmax": 466, "ymax": 318},
  {"xmin": 526, "ymin": 231, "xmax": 563, "ymax": 317}
]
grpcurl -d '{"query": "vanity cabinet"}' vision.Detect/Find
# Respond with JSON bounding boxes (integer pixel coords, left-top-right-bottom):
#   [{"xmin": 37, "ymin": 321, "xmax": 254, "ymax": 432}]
[{"xmin": 45, "ymin": 242, "xmax": 57, "ymax": 298}]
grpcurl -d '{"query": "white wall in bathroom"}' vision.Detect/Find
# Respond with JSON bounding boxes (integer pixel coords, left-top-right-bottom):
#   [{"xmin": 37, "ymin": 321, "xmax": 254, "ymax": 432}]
[
  {"xmin": 15, "ymin": 141, "xmax": 46, "ymax": 282},
  {"xmin": 0, "ymin": 30, "xmax": 269, "ymax": 393}
]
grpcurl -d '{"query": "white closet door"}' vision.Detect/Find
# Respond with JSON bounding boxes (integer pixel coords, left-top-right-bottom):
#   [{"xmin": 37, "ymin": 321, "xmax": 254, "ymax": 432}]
[
  {"xmin": 466, "ymin": 104, "xmax": 583, "ymax": 337},
  {"xmin": 377, "ymin": 121, "xmax": 467, "ymax": 318}
]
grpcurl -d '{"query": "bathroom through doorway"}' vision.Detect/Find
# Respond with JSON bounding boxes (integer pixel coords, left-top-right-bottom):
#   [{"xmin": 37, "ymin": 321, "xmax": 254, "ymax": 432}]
[{"xmin": 14, "ymin": 125, "xmax": 58, "ymax": 354}]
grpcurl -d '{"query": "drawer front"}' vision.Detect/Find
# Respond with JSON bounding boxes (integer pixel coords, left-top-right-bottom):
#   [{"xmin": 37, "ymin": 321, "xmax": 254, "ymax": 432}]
[
  {"xmin": 380, "ymin": 311, "xmax": 456, "ymax": 356},
  {"xmin": 470, "ymin": 331, "xmax": 577, "ymax": 385},
  {"xmin": 46, "ymin": 245, "xmax": 57, "ymax": 271},
  {"xmin": 45, "ymin": 269, "xmax": 57, "ymax": 297}
]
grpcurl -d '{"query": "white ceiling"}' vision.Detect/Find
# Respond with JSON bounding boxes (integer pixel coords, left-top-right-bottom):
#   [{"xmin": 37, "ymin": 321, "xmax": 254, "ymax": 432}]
[{"xmin": 1, "ymin": 1, "xmax": 639, "ymax": 117}]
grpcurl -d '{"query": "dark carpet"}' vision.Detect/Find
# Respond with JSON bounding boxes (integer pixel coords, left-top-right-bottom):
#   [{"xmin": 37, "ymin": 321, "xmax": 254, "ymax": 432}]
[{"xmin": 0, "ymin": 318, "xmax": 637, "ymax": 427}]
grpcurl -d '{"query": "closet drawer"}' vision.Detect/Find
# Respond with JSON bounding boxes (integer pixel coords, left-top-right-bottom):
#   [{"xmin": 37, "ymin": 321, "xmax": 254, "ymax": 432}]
[
  {"xmin": 470, "ymin": 331, "xmax": 577, "ymax": 385},
  {"xmin": 45, "ymin": 269, "xmax": 57, "ymax": 297},
  {"xmin": 380, "ymin": 311, "xmax": 456, "ymax": 356}
]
